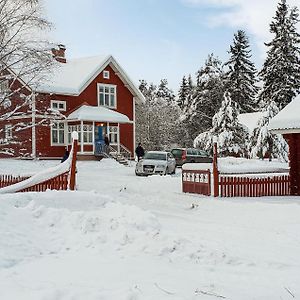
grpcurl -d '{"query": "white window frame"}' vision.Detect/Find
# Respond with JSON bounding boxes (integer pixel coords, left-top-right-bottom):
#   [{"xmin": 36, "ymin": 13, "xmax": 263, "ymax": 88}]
[
  {"xmin": 103, "ymin": 70, "xmax": 110, "ymax": 79},
  {"xmin": 97, "ymin": 83, "xmax": 117, "ymax": 109},
  {"xmin": 109, "ymin": 126, "xmax": 118, "ymax": 144},
  {"xmin": 51, "ymin": 122, "xmax": 65, "ymax": 146},
  {"xmin": 51, "ymin": 100, "xmax": 66, "ymax": 111},
  {"xmin": 5, "ymin": 124, "xmax": 12, "ymax": 140}
]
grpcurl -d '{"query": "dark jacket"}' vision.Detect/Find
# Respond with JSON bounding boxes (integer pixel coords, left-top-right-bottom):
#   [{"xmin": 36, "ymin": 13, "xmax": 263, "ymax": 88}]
[
  {"xmin": 61, "ymin": 151, "xmax": 69, "ymax": 163},
  {"xmin": 135, "ymin": 145, "xmax": 145, "ymax": 157},
  {"xmin": 104, "ymin": 136, "xmax": 110, "ymax": 146}
]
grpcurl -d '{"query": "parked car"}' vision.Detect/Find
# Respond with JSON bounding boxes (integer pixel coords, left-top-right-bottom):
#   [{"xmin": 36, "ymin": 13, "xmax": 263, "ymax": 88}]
[
  {"xmin": 135, "ymin": 151, "xmax": 176, "ymax": 176},
  {"xmin": 171, "ymin": 148, "xmax": 212, "ymax": 166}
]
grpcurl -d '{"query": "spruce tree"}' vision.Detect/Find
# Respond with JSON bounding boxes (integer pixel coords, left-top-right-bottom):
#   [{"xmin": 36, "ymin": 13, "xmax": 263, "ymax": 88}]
[
  {"xmin": 225, "ymin": 30, "xmax": 259, "ymax": 113},
  {"xmin": 250, "ymin": 101, "xmax": 288, "ymax": 161},
  {"xmin": 259, "ymin": 0, "xmax": 300, "ymax": 109},
  {"xmin": 188, "ymin": 54, "xmax": 225, "ymax": 137},
  {"xmin": 178, "ymin": 76, "xmax": 189, "ymax": 109}
]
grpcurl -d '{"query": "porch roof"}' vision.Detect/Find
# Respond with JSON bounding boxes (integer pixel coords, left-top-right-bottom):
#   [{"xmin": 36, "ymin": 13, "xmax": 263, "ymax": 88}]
[{"xmin": 67, "ymin": 105, "xmax": 131, "ymax": 123}]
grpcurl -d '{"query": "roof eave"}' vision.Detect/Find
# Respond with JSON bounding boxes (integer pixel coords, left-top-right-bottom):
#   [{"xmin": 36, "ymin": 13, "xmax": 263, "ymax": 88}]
[{"xmin": 269, "ymin": 128, "xmax": 300, "ymax": 134}]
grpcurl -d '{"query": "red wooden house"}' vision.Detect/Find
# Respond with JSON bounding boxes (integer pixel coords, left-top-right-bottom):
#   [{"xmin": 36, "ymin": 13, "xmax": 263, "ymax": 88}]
[
  {"xmin": 0, "ymin": 45, "xmax": 144, "ymax": 159},
  {"xmin": 269, "ymin": 96, "xmax": 300, "ymax": 195}
]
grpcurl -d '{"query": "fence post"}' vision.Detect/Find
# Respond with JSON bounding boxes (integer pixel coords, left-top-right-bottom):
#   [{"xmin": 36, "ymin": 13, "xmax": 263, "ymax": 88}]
[
  {"xmin": 213, "ymin": 141, "xmax": 219, "ymax": 197},
  {"xmin": 69, "ymin": 131, "xmax": 78, "ymax": 191}
]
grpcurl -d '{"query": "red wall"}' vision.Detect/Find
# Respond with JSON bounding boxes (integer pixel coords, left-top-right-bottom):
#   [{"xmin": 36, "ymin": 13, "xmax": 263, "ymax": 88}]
[{"xmin": 284, "ymin": 133, "xmax": 300, "ymax": 195}]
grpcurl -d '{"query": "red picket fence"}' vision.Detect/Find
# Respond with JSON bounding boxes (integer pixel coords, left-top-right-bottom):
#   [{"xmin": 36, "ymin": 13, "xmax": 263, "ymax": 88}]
[
  {"xmin": 219, "ymin": 174, "xmax": 290, "ymax": 197},
  {"xmin": 0, "ymin": 174, "xmax": 30, "ymax": 188},
  {"xmin": 182, "ymin": 169, "xmax": 211, "ymax": 196},
  {"xmin": 19, "ymin": 172, "xmax": 69, "ymax": 192}
]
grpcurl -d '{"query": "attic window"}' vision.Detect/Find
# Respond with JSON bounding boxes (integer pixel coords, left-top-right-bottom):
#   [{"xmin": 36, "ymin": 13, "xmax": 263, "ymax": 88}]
[
  {"xmin": 51, "ymin": 100, "xmax": 66, "ymax": 111},
  {"xmin": 103, "ymin": 70, "xmax": 110, "ymax": 79}
]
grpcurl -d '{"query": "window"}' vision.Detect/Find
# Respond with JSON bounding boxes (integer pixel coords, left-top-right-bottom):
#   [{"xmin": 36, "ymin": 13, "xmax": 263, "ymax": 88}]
[
  {"xmin": 98, "ymin": 84, "xmax": 116, "ymax": 108},
  {"xmin": 5, "ymin": 124, "xmax": 12, "ymax": 140},
  {"xmin": 103, "ymin": 70, "xmax": 110, "ymax": 79},
  {"xmin": 51, "ymin": 122, "xmax": 65, "ymax": 145},
  {"xmin": 83, "ymin": 124, "xmax": 93, "ymax": 143},
  {"xmin": 109, "ymin": 126, "xmax": 118, "ymax": 144},
  {"xmin": 51, "ymin": 100, "xmax": 66, "ymax": 111}
]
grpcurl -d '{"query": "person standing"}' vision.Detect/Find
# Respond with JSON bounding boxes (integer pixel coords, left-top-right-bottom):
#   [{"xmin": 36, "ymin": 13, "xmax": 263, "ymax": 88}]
[
  {"xmin": 135, "ymin": 143, "xmax": 145, "ymax": 161},
  {"xmin": 104, "ymin": 134, "xmax": 110, "ymax": 154}
]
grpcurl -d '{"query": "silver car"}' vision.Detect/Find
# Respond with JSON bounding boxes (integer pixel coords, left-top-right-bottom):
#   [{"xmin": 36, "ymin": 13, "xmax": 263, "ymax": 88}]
[{"xmin": 135, "ymin": 151, "xmax": 176, "ymax": 176}]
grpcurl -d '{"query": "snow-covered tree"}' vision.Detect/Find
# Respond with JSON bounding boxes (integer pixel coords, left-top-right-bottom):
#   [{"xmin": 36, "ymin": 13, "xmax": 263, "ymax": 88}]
[
  {"xmin": 194, "ymin": 92, "xmax": 248, "ymax": 156},
  {"xmin": 183, "ymin": 54, "xmax": 225, "ymax": 143},
  {"xmin": 136, "ymin": 80, "xmax": 182, "ymax": 150},
  {"xmin": 0, "ymin": 0, "xmax": 63, "ymax": 157},
  {"xmin": 224, "ymin": 30, "xmax": 259, "ymax": 113},
  {"xmin": 259, "ymin": 0, "xmax": 300, "ymax": 109},
  {"xmin": 250, "ymin": 101, "xmax": 288, "ymax": 161},
  {"xmin": 156, "ymin": 79, "xmax": 175, "ymax": 105}
]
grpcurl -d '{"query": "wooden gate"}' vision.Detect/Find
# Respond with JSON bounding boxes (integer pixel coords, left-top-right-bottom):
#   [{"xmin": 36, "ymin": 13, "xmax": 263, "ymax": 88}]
[{"xmin": 182, "ymin": 169, "xmax": 211, "ymax": 196}]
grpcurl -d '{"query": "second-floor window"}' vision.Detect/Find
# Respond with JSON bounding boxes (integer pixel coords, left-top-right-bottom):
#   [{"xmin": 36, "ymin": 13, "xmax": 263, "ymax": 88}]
[{"xmin": 98, "ymin": 84, "xmax": 116, "ymax": 108}]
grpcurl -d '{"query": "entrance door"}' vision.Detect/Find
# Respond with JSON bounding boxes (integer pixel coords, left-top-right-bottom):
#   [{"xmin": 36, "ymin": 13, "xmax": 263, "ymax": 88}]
[{"xmin": 97, "ymin": 126, "xmax": 104, "ymax": 141}]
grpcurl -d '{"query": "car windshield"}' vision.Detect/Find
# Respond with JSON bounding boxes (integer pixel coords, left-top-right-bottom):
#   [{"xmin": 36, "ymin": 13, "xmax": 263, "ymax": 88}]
[{"xmin": 144, "ymin": 152, "xmax": 166, "ymax": 160}]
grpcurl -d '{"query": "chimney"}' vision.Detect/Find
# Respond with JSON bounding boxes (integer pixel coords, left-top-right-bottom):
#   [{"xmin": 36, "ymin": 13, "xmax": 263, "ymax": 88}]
[{"xmin": 51, "ymin": 44, "xmax": 66, "ymax": 63}]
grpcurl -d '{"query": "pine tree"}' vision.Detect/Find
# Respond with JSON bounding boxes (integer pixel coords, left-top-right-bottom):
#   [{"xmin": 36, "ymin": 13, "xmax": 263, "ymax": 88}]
[
  {"xmin": 259, "ymin": 0, "xmax": 300, "ymax": 109},
  {"xmin": 178, "ymin": 76, "xmax": 189, "ymax": 109},
  {"xmin": 194, "ymin": 92, "xmax": 248, "ymax": 156},
  {"xmin": 250, "ymin": 101, "xmax": 288, "ymax": 161},
  {"xmin": 224, "ymin": 30, "xmax": 259, "ymax": 113}
]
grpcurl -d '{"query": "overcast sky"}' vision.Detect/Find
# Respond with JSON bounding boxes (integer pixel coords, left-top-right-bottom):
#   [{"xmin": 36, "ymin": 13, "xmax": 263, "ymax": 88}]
[{"xmin": 43, "ymin": 0, "xmax": 300, "ymax": 92}]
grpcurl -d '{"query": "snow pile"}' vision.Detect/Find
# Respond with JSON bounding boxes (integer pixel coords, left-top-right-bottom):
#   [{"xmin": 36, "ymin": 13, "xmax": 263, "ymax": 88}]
[
  {"xmin": 0, "ymin": 191, "xmax": 162, "ymax": 270},
  {"xmin": 218, "ymin": 157, "xmax": 289, "ymax": 174},
  {"xmin": 182, "ymin": 157, "xmax": 288, "ymax": 174}
]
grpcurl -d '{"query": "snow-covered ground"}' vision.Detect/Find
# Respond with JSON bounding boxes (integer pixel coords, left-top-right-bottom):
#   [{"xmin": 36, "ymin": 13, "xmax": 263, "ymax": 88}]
[{"xmin": 0, "ymin": 158, "xmax": 299, "ymax": 300}]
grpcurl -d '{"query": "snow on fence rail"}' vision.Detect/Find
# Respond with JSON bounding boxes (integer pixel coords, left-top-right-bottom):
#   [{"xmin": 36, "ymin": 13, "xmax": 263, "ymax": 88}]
[{"xmin": 0, "ymin": 132, "xmax": 78, "ymax": 194}]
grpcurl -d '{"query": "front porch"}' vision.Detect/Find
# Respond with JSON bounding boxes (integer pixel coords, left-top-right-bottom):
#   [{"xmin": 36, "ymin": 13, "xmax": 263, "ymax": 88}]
[{"xmin": 65, "ymin": 105, "xmax": 133, "ymax": 159}]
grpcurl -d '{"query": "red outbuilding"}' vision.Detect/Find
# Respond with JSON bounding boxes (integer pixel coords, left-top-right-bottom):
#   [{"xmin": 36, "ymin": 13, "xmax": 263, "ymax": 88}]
[
  {"xmin": 269, "ymin": 96, "xmax": 300, "ymax": 195},
  {"xmin": 0, "ymin": 45, "xmax": 144, "ymax": 159}
]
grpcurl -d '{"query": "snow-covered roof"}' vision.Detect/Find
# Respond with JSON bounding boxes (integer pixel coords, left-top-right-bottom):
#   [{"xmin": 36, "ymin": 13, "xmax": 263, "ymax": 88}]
[
  {"xmin": 269, "ymin": 96, "xmax": 300, "ymax": 134},
  {"xmin": 35, "ymin": 55, "xmax": 144, "ymax": 103},
  {"xmin": 238, "ymin": 112, "xmax": 264, "ymax": 133},
  {"xmin": 67, "ymin": 105, "xmax": 131, "ymax": 123}
]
